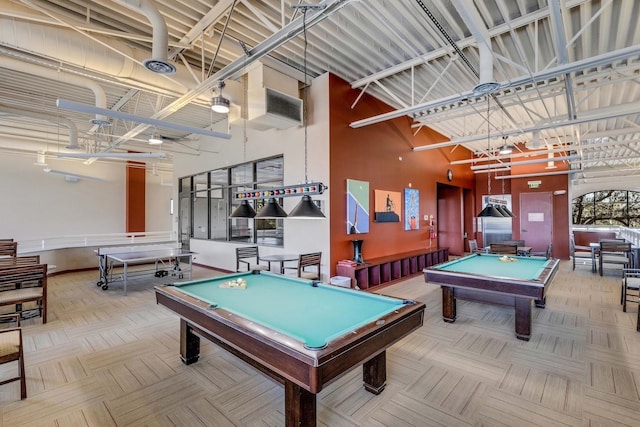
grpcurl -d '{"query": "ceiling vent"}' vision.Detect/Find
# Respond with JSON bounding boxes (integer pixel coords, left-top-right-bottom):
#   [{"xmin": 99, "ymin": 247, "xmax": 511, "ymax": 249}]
[
  {"xmin": 229, "ymin": 62, "xmax": 302, "ymax": 130},
  {"xmin": 247, "ymin": 87, "xmax": 302, "ymax": 130}
]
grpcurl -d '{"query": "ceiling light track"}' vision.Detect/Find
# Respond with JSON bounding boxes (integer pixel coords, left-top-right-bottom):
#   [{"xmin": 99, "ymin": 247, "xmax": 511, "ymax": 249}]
[{"xmin": 56, "ymin": 99, "xmax": 231, "ymax": 140}]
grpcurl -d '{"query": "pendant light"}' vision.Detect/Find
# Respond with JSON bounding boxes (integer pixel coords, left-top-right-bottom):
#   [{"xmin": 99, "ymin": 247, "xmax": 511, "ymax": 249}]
[
  {"xmin": 477, "ymin": 95, "xmax": 504, "ymax": 218},
  {"xmin": 211, "ymin": 80, "xmax": 230, "ymax": 114},
  {"xmin": 288, "ymin": 6, "xmax": 325, "ymax": 219},
  {"xmin": 230, "ymin": 200, "xmax": 256, "ymax": 218},
  {"xmin": 255, "ymin": 198, "xmax": 288, "ymax": 218}
]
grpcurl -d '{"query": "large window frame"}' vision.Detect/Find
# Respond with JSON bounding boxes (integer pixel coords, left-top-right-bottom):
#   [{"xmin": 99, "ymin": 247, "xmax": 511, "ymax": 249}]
[
  {"xmin": 572, "ymin": 190, "xmax": 640, "ymax": 227},
  {"xmin": 178, "ymin": 156, "xmax": 284, "ymax": 247}
]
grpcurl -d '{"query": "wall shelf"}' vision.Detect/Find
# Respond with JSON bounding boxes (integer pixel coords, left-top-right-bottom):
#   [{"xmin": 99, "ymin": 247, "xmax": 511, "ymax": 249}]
[{"xmin": 336, "ymin": 247, "xmax": 448, "ymax": 290}]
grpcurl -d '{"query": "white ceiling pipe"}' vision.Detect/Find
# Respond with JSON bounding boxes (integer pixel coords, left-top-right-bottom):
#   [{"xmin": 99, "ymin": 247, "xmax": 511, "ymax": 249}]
[
  {"xmin": 471, "ymin": 154, "xmax": 581, "ymax": 170},
  {"xmin": 0, "ymin": 17, "xmax": 191, "ymax": 95},
  {"xmin": 0, "ymin": 104, "xmax": 78, "ymax": 149},
  {"xmin": 117, "ymin": 0, "xmax": 176, "ymax": 74},
  {"xmin": 2, "ymin": 56, "xmax": 109, "ymax": 126},
  {"xmin": 451, "ymin": 0, "xmax": 499, "ymax": 94}
]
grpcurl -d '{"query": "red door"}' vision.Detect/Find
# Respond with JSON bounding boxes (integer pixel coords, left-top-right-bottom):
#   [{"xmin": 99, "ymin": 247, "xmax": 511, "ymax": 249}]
[{"xmin": 520, "ymin": 192, "xmax": 553, "ymax": 253}]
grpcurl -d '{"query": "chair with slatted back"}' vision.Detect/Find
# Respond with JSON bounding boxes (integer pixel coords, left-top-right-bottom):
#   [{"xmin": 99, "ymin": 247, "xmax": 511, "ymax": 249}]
[
  {"xmin": 621, "ymin": 269, "xmax": 640, "ymax": 314},
  {"xmin": 284, "ymin": 252, "xmax": 321, "ymax": 280},
  {"xmin": 235, "ymin": 246, "xmax": 268, "ymax": 272},
  {"xmin": 571, "ymin": 236, "xmax": 593, "ymax": 271},
  {"xmin": 489, "ymin": 243, "xmax": 518, "ymax": 255},
  {"xmin": 599, "ymin": 240, "xmax": 632, "ymax": 277},
  {"xmin": 0, "ymin": 313, "xmax": 26, "ymax": 400},
  {"xmin": 531, "ymin": 243, "xmax": 552, "ymax": 259},
  {"xmin": 0, "ymin": 242, "xmax": 17, "ymax": 257},
  {"xmin": 501, "ymin": 240, "xmax": 525, "ymax": 246},
  {"xmin": 468, "ymin": 239, "xmax": 483, "ymax": 254}
]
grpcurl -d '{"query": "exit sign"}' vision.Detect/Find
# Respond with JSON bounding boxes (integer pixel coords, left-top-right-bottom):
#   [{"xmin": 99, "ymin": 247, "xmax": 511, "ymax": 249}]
[{"xmin": 528, "ymin": 180, "xmax": 541, "ymax": 189}]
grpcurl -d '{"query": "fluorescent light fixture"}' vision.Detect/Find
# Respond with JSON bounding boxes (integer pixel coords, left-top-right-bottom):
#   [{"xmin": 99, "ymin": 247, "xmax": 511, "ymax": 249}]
[
  {"xmin": 56, "ymin": 99, "xmax": 231, "ymax": 140},
  {"xmin": 148, "ymin": 131, "xmax": 163, "ymax": 145},
  {"xmin": 499, "ymin": 144, "xmax": 513, "ymax": 155},
  {"xmin": 43, "ymin": 168, "xmax": 107, "ymax": 182},
  {"xmin": 211, "ymin": 96, "xmax": 230, "ymax": 114},
  {"xmin": 58, "ymin": 152, "xmax": 167, "ymax": 159},
  {"xmin": 211, "ymin": 80, "xmax": 230, "ymax": 114}
]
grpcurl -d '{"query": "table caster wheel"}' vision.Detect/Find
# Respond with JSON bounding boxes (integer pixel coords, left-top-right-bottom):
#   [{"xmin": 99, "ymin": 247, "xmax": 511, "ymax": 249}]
[{"xmin": 102, "ymin": 285, "xmax": 109, "ymax": 290}]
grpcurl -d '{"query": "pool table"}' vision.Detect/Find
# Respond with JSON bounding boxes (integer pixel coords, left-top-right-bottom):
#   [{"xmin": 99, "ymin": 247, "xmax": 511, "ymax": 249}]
[
  {"xmin": 155, "ymin": 271, "xmax": 425, "ymax": 427},
  {"xmin": 424, "ymin": 253, "xmax": 559, "ymax": 341}
]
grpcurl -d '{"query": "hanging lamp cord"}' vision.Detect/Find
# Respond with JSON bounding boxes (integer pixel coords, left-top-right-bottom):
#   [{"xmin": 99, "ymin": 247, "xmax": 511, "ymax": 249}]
[{"xmin": 302, "ymin": 8, "xmax": 309, "ymax": 184}]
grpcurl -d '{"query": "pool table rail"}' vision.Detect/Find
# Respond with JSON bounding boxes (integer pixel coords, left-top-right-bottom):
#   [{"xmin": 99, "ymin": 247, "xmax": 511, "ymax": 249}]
[
  {"xmin": 155, "ymin": 283, "xmax": 425, "ymax": 393},
  {"xmin": 424, "ymin": 256, "xmax": 559, "ymax": 340}
]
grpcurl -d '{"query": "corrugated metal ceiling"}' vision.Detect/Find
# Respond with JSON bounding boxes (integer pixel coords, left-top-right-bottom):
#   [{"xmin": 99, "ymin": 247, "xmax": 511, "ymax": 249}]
[{"xmin": 0, "ymin": 0, "xmax": 638, "ymax": 190}]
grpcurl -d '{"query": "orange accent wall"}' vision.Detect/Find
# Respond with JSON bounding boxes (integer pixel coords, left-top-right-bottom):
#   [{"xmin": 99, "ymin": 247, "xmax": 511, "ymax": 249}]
[
  {"xmin": 475, "ymin": 148, "xmax": 570, "ymax": 259},
  {"xmin": 126, "ymin": 161, "xmax": 145, "ymax": 233},
  {"xmin": 327, "ymin": 74, "xmax": 476, "ymax": 274}
]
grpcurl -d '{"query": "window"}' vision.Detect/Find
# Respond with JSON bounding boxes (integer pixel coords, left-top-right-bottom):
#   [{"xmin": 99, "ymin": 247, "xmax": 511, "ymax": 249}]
[
  {"xmin": 179, "ymin": 156, "xmax": 284, "ymax": 246},
  {"xmin": 572, "ymin": 190, "xmax": 640, "ymax": 226}
]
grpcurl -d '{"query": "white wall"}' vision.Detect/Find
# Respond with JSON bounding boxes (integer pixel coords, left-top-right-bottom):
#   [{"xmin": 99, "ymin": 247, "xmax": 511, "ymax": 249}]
[
  {"xmin": 0, "ymin": 149, "xmax": 173, "ymax": 270},
  {"xmin": 173, "ymin": 73, "xmax": 332, "ymax": 279}
]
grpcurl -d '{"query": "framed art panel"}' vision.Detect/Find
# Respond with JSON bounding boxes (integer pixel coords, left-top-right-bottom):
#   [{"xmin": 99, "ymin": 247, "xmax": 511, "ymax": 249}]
[
  {"xmin": 374, "ymin": 189, "xmax": 401, "ymax": 223},
  {"xmin": 404, "ymin": 188, "xmax": 419, "ymax": 230},
  {"xmin": 346, "ymin": 179, "xmax": 369, "ymax": 234}
]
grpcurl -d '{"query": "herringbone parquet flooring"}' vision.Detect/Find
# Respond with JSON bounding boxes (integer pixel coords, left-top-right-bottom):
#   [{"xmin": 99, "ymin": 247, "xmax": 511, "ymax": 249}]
[{"xmin": 0, "ymin": 260, "xmax": 639, "ymax": 426}]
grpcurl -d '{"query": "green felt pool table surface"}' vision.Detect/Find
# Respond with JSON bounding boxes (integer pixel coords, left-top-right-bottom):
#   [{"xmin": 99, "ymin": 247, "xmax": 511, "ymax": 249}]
[
  {"xmin": 172, "ymin": 271, "xmax": 406, "ymax": 348},
  {"xmin": 434, "ymin": 253, "xmax": 553, "ymax": 281},
  {"xmin": 155, "ymin": 270, "xmax": 426, "ymax": 426}
]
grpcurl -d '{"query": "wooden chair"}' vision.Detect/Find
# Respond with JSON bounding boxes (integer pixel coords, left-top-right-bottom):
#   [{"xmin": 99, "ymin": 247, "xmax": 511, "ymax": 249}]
[
  {"xmin": 468, "ymin": 239, "xmax": 483, "ymax": 254},
  {"xmin": 0, "ymin": 313, "xmax": 26, "ymax": 399},
  {"xmin": 0, "ymin": 242, "xmax": 17, "ymax": 257},
  {"xmin": 0, "ymin": 255, "xmax": 40, "ymax": 268},
  {"xmin": 571, "ymin": 237, "xmax": 593, "ymax": 271},
  {"xmin": 531, "ymin": 243, "xmax": 552, "ymax": 259},
  {"xmin": 235, "ymin": 246, "xmax": 268, "ymax": 272},
  {"xmin": 284, "ymin": 252, "xmax": 321, "ymax": 280},
  {"xmin": 0, "ymin": 264, "xmax": 48, "ymax": 323},
  {"xmin": 599, "ymin": 240, "xmax": 632, "ymax": 277},
  {"xmin": 621, "ymin": 269, "xmax": 640, "ymax": 313},
  {"xmin": 489, "ymin": 243, "xmax": 518, "ymax": 255},
  {"xmin": 501, "ymin": 240, "xmax": 525, "ymax": 246}
]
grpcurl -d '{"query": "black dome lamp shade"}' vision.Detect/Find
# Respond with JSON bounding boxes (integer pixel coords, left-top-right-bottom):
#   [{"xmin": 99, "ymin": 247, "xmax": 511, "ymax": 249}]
[
  {"xmin": 230, "ymin": 200, "xmax": 256, "ymax": 218},
  {"xmin": 288, "ymin": 195, "xmax": 325, "ymax": 218},
  {"xmin": 255, "ymin": 198, "xmax": 288, "ymax": 218}
]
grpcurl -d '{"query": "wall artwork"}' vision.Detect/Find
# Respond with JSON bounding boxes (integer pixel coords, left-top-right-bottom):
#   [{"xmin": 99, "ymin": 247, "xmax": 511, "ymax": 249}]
[
  {"xmin": 374, "ymin": 189, "xmax": 401, "ymax": 223},
  {"xmin": 346, "ymin": 179, "xmax": 369, "ymax": 234},
  {"xmin": 404, "ymin": 188, "xmax": 419, "ymax": 230}
]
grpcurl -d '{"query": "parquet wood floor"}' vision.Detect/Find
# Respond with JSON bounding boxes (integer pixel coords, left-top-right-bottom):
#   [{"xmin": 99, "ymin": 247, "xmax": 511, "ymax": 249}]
[{"xmin": 0, "ymin": 261, "xmax": 638, "ymax": 426}]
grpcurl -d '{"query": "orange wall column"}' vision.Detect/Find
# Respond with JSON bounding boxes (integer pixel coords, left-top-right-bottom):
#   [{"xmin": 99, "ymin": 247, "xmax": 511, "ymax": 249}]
[{"xmin": 126, "ymin": 161, "xmax": 145, "ymax": 233}]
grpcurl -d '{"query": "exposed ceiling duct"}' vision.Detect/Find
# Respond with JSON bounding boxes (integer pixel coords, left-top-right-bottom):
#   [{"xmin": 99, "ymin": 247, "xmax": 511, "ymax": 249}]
[
  {"xmin": 0, "ymin": 17, "xmax": 192, "ymax": 97},
  {"xmin": 450, "ymin": 0, "xmax": 500, "ymax": 94},
  {"xmin": 117, "ymin": 0, "xmax": 176, "ymax": 74},
  {"xmin": 2, "ymin": 56, "xmax": 109, "ymax": 126},
  {"xmin": 0, "ymin": 104, "xmax": 78, "ymax": 149}
]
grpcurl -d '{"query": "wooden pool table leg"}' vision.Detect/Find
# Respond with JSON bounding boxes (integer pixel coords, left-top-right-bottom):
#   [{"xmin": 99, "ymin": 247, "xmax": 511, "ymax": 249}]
[
  {"xmin": 285, "ymin": 381, "xmax": 316, "ymax": 427},
  {"xmin": 514, "ymin": 298, "xmax": 532, "ymax": 341},
  {"xmin": 363, "ymin": 351, "xmax": 386, "ymax": 394},
  {"xmin": 534, "ymin": 295, "xmax": 546, "ymax": 308},
  {"xmin": 180, "ymin": 319, "xmax": 200, "ymax": 365},
  {"xmin": 441, "ymin": 286, "xmax": 457, "ymax": 323}
]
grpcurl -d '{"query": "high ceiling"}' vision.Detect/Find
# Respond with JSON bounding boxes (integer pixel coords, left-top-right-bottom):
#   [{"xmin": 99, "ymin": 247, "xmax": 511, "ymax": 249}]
[{"xmin": 1, "ymin": 0, "xmax": 639, "ymax": 191}]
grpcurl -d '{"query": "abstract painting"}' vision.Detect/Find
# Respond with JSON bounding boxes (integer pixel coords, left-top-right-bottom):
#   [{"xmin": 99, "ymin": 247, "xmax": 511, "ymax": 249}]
[
  {"xmin": 374, "ymin": 189, "xmax": 401, "ymax": 223},
  {"xmin": 404, "ymin": 188, "xmax": 419, "ymax": 230},
  {"xmin": 346, "ymin": 179, "xmax": 369, "ymax": 234}
]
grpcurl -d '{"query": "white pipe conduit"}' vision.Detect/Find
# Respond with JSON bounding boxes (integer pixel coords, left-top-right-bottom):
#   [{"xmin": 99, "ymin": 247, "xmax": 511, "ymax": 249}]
[
  {"xmin": 0, "ymin": 17, "xmax": 190, "ymax": 95},
  {"xmin": 451, "ymin": 0, "xmax": 498, "ymax": 93},
  {"xmin": 0, "ymin": 103, "xmax": 78, "ymax": 148},
  {"xmin": 117, "ymin": 0, "xmax": 176, "ymax": 74},
  {"xmin": 2, "ymin": 56, "xmax": 108, "ymax": 125}
]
